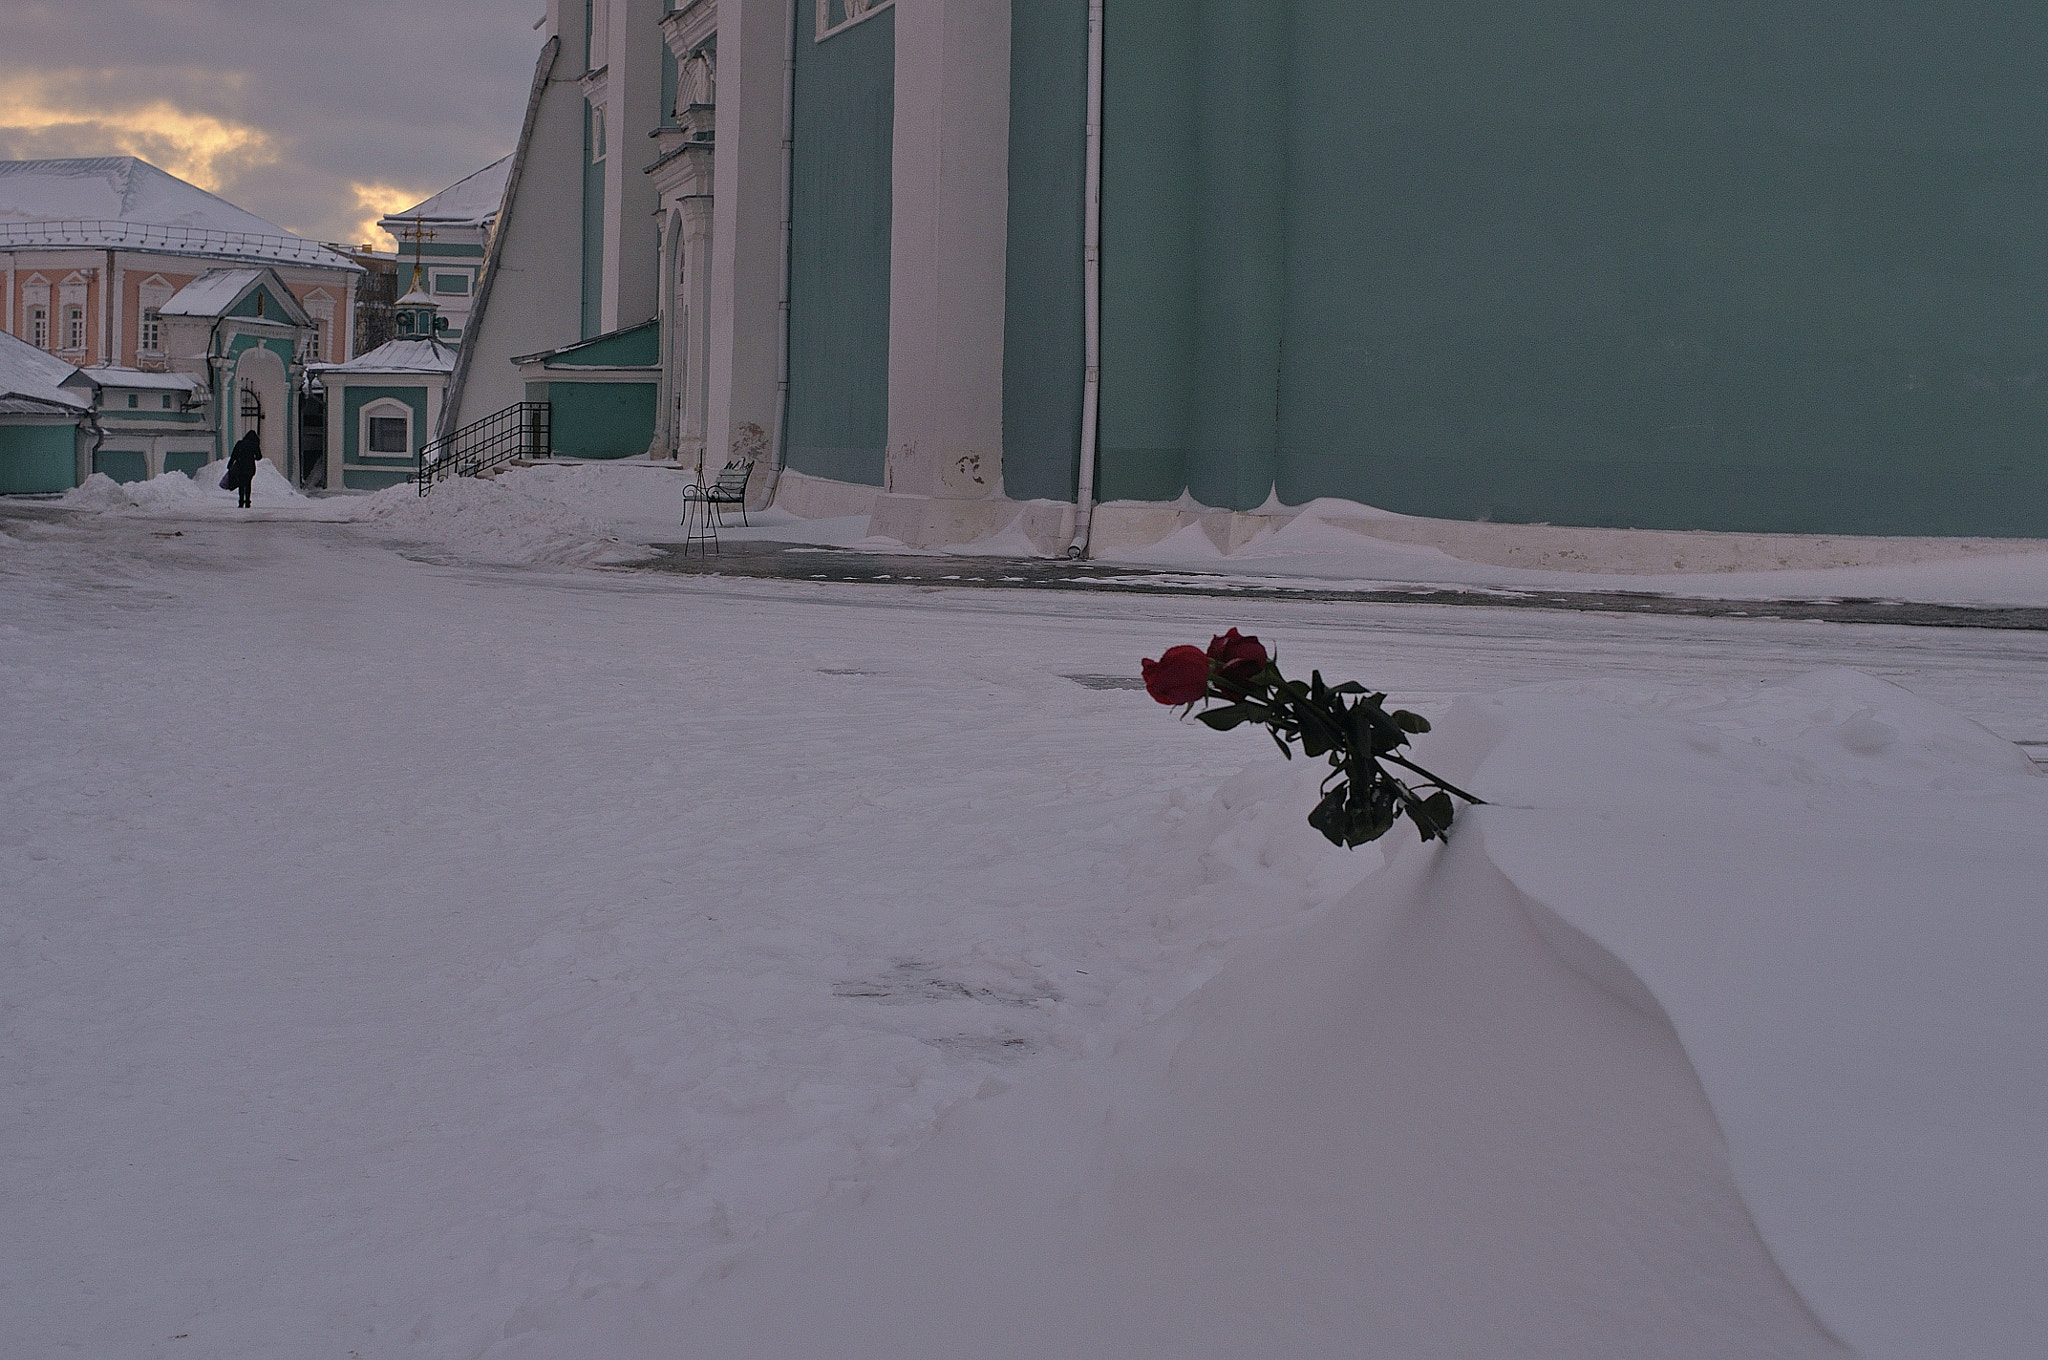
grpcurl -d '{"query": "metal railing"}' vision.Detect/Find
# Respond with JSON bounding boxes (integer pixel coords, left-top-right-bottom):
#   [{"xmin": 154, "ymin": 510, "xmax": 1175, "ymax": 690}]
[
  {"xmin": 416, "ymin": 401, "xmax": 551, "ymax": 495},
  {"xmin": 0, "ymin": 219, "xmax": 357, "ymax": 270}
]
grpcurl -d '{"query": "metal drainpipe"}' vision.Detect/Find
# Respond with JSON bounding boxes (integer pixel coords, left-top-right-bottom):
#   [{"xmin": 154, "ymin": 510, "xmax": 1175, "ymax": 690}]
[
  {"xmin": 1067, "ymin": 0, "xmax": 1105, "ymax": 559},
  {"xmin": 762, "ymin": 0, "xmax": 798, "ymax": 504}
]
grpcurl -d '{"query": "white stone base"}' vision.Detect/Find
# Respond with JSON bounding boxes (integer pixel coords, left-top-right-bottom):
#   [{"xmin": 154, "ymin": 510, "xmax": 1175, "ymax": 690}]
[
  {"xmin": 770, "ymin": 469, "xmax": 881, "ymax": 521},
  {"xmin": 772, "ymin": 477, "xmax": 2048, "ymax": 574}
]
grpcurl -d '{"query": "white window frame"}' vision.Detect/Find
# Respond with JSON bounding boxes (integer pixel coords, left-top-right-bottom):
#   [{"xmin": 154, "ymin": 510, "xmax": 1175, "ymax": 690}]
[
  {"xmin": 816, "ymin": 0, "xmax": 892, "ymax": 42},
  {"xmin": 140, "ymin": 308, "xmax": 164, "ymax": 354},
  {"xmin": 304, "ymin": 321, "xmax": 324, "ymax": 362},
  {"xmin": 29, "ymin": 306, "xmax": 48, "ymax": 349},
  {"xmin": 360, "ymin": 397, "xmax": 414, "ymax": 459},
  {"xmin": 62, "ymin": 306, "xmax": 86, "ymax": 353}
]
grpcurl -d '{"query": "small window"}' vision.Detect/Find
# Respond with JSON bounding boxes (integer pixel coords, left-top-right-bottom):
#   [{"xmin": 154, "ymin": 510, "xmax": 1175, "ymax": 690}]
[
  {"xmin": 305, "ymin": 322, "xmax": 324, "ymax": 362},
  {"xmin": 127, "ymin": 393, "xmax": 139, "ymax": 408},
  {"xmin": 140, "ymin": 308, "xmax": 163, "ymax": 353},
  {"xmin": 367, "ymin": 415, "xmax": 410, "ymax": 454},
  {"xmin": 63, "ymin": 306, "xmax": 85, "ymax": 351},
  {"xmin": 30, "ymin": 307, "xmax": 48, "ymax": 349},
  {"xmin": 433, "ymin": 273, "xmax": 471, "ymax": 296},
  {"xmin": 162, "ymin": 394, "xmax": 174, "ymax": 410}
]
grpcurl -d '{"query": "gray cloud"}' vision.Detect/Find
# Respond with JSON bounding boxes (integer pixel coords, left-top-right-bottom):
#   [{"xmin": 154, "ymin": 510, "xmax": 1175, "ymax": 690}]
[{"xmin": 0, "ymin": 0, "xmax": 542, "ymax": 243}]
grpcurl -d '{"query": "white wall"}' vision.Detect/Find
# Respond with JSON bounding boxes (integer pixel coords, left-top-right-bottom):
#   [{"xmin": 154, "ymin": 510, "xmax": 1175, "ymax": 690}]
[{"xmin": 452, "ymin": 31, "xmax": 588, "ymax": 429}]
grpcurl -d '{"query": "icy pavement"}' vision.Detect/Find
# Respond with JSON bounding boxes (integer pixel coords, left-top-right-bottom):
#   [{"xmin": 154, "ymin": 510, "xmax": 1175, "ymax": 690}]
[{"xmin": 3, "ymin": 503, "xmax": 2046, "ymax": 1358}]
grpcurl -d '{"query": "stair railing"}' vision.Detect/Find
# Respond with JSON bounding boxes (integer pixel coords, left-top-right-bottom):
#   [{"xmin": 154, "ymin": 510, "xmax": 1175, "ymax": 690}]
[{"xmin": 416, "ymin": 401, "xmax": 551, "ymax": 495}]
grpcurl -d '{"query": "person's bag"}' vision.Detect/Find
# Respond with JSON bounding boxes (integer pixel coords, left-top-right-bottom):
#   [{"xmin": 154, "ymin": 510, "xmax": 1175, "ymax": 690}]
[{"xmin": 219, "ymin": 468, "xmax": 234, "ymax": 491}]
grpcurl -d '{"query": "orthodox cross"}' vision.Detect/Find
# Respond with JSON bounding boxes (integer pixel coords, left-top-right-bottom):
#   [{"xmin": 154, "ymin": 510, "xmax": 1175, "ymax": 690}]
[{"xmin": 394, "ymin": 218, "xmax": 436, "ymax": 292}]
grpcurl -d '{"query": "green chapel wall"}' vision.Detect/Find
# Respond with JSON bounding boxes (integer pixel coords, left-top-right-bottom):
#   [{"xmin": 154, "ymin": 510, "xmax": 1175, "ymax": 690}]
[
  {"xmin": 0, "ymin": 423, "xmax": 81, "ymax": 494},
  {"xmin": 783, "ymin": 0, "xmax": 893, "ymax": 488},
  {"xmin": 1103, "ymin": 1, "xmax": 2048, "ymax": 536},
  {"xmin": 341, "ymin": 384, "xmax": 430, "ymax": 490},
  {"xmin": 998, "ymin": 0, "xmax": 1090, "ymax": 503}
]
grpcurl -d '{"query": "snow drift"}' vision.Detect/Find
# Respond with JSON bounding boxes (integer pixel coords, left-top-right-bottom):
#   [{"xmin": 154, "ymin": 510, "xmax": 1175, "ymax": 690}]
[{"xmin": 501, "ymin": 671, "xmax": 2045, "ymax": 1360}]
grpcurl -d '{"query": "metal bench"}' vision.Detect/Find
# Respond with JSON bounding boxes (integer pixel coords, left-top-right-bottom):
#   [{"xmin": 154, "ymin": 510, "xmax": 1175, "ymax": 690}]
[{"xmin": 679, "ymin": 457, "xmax": 756, "ymax": 555}]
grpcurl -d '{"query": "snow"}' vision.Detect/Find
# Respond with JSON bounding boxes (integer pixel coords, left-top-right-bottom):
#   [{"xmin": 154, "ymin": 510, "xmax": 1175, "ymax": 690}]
[
  {"xmin": 0, "ymin": 327, "xmax": 85, "ymax": 409},
  {"xmin": 158, "ymin": 269, "xmax": 271, "ymax": 318},
  {"xmin": 0, "ymin": 157, "xmax": 357, "ymax": 270},
  {"xmin": 1086, "ymin": 496, "xmax": 2048, "ymax": 609},
  {"xmin": 318, "ymin": 337, "xmax": 457, "ymax": 375},
  {"xmin": 5, "ymin": 465, "xmax": 2047, "ymax": 1358},
  {"xmin": 388, "ymin": 157, "xmax": 514, "ymax": 228}
]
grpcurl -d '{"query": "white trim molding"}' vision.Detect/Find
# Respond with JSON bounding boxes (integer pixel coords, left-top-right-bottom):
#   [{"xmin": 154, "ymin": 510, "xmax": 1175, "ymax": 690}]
[
  {"xmin": 359, "ymin": 396, "xmax": 415, "ymax": 458},
  {"xmin": 816, "ymin": 0, "xmax": 893, "ymax": 42}
]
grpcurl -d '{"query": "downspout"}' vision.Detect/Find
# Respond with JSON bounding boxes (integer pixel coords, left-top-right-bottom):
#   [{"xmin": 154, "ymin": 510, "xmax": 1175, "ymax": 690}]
[
  {"xmin": 1067, "ymin": 0, "xmax": 1105, "ymax": 559},
  {"xmin": 761, "ymin": 0, "xmax": 798, "ymax": 503}
]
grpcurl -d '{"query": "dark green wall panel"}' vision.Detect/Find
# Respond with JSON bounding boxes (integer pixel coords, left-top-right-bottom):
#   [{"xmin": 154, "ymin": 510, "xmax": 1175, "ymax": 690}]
[
  {"xmin": 548, "ymin": 381, "xmax": 657, "ymax": 459},
  {"xmin": 0, "ymin": 425, "xmax": 78, "ymax": 493},
  {"xmin": 786, "ymin": 0, "xmax": 893, "ymax": 488},
  {"xmin": 999, "ymin": 0, "xmax": 1089, "ymax": 502},
  {"xmin": 1104, "ymin": 1, "xmax": 2048, "ymax": 534}
]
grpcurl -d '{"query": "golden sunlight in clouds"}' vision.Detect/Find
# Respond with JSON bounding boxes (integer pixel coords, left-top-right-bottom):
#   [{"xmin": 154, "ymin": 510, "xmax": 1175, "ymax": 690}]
[
  {"xmin": 0, "ymin": 73, "xmax": 277, "ymax": 192},
  {"xmin": 348, "ymin": 182, "xmax": 434, "ymax": 251}
]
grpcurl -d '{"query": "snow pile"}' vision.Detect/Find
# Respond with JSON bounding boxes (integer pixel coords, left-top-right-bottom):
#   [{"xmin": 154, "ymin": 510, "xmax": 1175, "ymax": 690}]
[
  {"xmin": 1097, "ymin": 494, "xmax": 2048, "ymax": 608},
  {"xmin": 61, "ymin": 461, "xmax": 306, "ymax": 513},
  {"xmin": 512, "ymin": 672, "xmax": 2045, "ymax": 1360},
  {"xmin": 362, "ymin": 472, "xmax": 659, "ymax": 567}
]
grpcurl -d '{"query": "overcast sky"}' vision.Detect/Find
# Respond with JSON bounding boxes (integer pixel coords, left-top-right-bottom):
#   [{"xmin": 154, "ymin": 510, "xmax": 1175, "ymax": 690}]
[{"xmin": 0, "ymin": 0, "xmax": 542, "ymax": 247}]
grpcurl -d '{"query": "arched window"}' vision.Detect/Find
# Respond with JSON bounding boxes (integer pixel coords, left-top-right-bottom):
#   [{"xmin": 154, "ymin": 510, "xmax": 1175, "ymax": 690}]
[
  {"xmin": 63, "ymin": 306, "xmax": 86, "ymax": 352},
  {"xmin": 361, "ymin": 398, "xmax": 413, "ymax": 457},
  {"xmin": 29, "ymin": 307, "xmax": 48, "ymax": 349}
]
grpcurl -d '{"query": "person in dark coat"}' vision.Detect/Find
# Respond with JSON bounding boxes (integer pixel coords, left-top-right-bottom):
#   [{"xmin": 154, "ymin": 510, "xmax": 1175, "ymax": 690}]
[{"xmin": 224, "ymin": 431, "xmax": 261, "ymax": 508}]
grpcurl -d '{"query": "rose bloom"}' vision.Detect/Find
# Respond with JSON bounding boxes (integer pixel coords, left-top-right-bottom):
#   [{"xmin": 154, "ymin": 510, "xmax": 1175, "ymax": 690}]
[
  {"xmin": 1142, "ymin": 644, "xmax": 1210, "ymax": 705},
  {"xmin": 1206, "ymin": 628, "xmax": 1267, "ymax": 687}
]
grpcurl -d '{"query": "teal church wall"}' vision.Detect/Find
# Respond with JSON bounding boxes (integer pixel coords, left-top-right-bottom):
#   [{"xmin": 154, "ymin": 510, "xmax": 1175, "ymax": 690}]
[
  {"xmin": 783, "ymin": 0, "xmax": 893, "ymax": 488},
  {"xmin": 0, "ymin": 423, "xmax": 80, "ymax": 494},
  {"xmin": 164, "ymin": 450, "xmax": 209, "ymax": 478},
  {"xmin": 998, "ymin": 0, "xmax": 1090, "ymax": 503},
  {"xmin": 1104, "ymin": 1, "xmax": 2048, "ymax": 536}
]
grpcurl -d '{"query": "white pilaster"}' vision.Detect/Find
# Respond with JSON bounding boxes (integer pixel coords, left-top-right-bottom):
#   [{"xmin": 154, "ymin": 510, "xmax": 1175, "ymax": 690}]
[
  {"xmin": 600, "ymin": 0, "xmax": 666, "ymax": 334},
  {"xmin": 703, "ymin": 0, "xmax": 790, "ymax": 478},
  {"xmin": 880, "ymin": 0, "xmax": 1012, "ymax": 510}
]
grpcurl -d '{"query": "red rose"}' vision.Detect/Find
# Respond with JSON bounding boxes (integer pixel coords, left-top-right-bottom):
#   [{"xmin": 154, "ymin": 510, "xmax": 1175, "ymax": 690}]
[
  {"xmin": 1206, "ymin": 629, "xmax": 1267, "ymax": 688},
  {"xmin": 1142, "ymin": 645, "xmax": 1211, "ymax": 706}
]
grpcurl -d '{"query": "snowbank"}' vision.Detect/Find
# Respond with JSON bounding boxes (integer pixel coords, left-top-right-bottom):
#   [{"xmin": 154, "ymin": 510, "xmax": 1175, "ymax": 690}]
[
  {"xmin": 362, "ymin": 473, "xmax": 659, "ymax": 567},
  {"xmin": 62, "ymin": 461, "xmax": 306, "ymax": 513},
  {"xmin": 506, "ymin": 671, "xmax": 2045, "ymax": 1360},
  {"xmin": 1098, "ymin": 495, "xmax": 2048, "ymax": 608}
]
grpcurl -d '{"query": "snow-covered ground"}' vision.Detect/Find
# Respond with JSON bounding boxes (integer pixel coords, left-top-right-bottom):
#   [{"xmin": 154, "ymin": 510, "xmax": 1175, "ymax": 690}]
[
  {"xmin": 52, "ymin": 460, "xmax": 2048, "ymax": 606},
  {"xmin": 4, "ymin": 473, "xmax": 2046, "ymax": 1358}
]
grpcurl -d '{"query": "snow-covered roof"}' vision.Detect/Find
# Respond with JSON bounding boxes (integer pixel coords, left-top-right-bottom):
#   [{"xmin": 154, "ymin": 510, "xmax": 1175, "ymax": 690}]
[
  {"xmin": 381, "ymin": 156, "xmax": 512, "ymax": 229},
  {"xmin": 0, "ymin": 327, "xmax": 87, "ymax": 414},
  {"xmin": 158, "ymin": 268, "xmax": 312, "ymax": 327},
  {"xmin": 318, "ymin": 338, "xmax": 457, "ymax": 376},
  {"xmin": 0, "ymin": 157, "xmax": 359, "ymax": 272},
  {"xmin": 70, "ymin": 366, "xmax": 210, "ymax": 394}
]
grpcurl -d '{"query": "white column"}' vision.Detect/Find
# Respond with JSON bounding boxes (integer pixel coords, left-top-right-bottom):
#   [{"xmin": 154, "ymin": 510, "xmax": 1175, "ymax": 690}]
[
  {"xmin": 601, "ymin": 0, "xmax": 666, "ymax": 333},
  {"xmin": 703, "ymin": 0, "xmax": 789, "ymax": 475},
  {"xmin": 881, "ymin": 0, "xmax": 1013, "ymax": 506}
]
